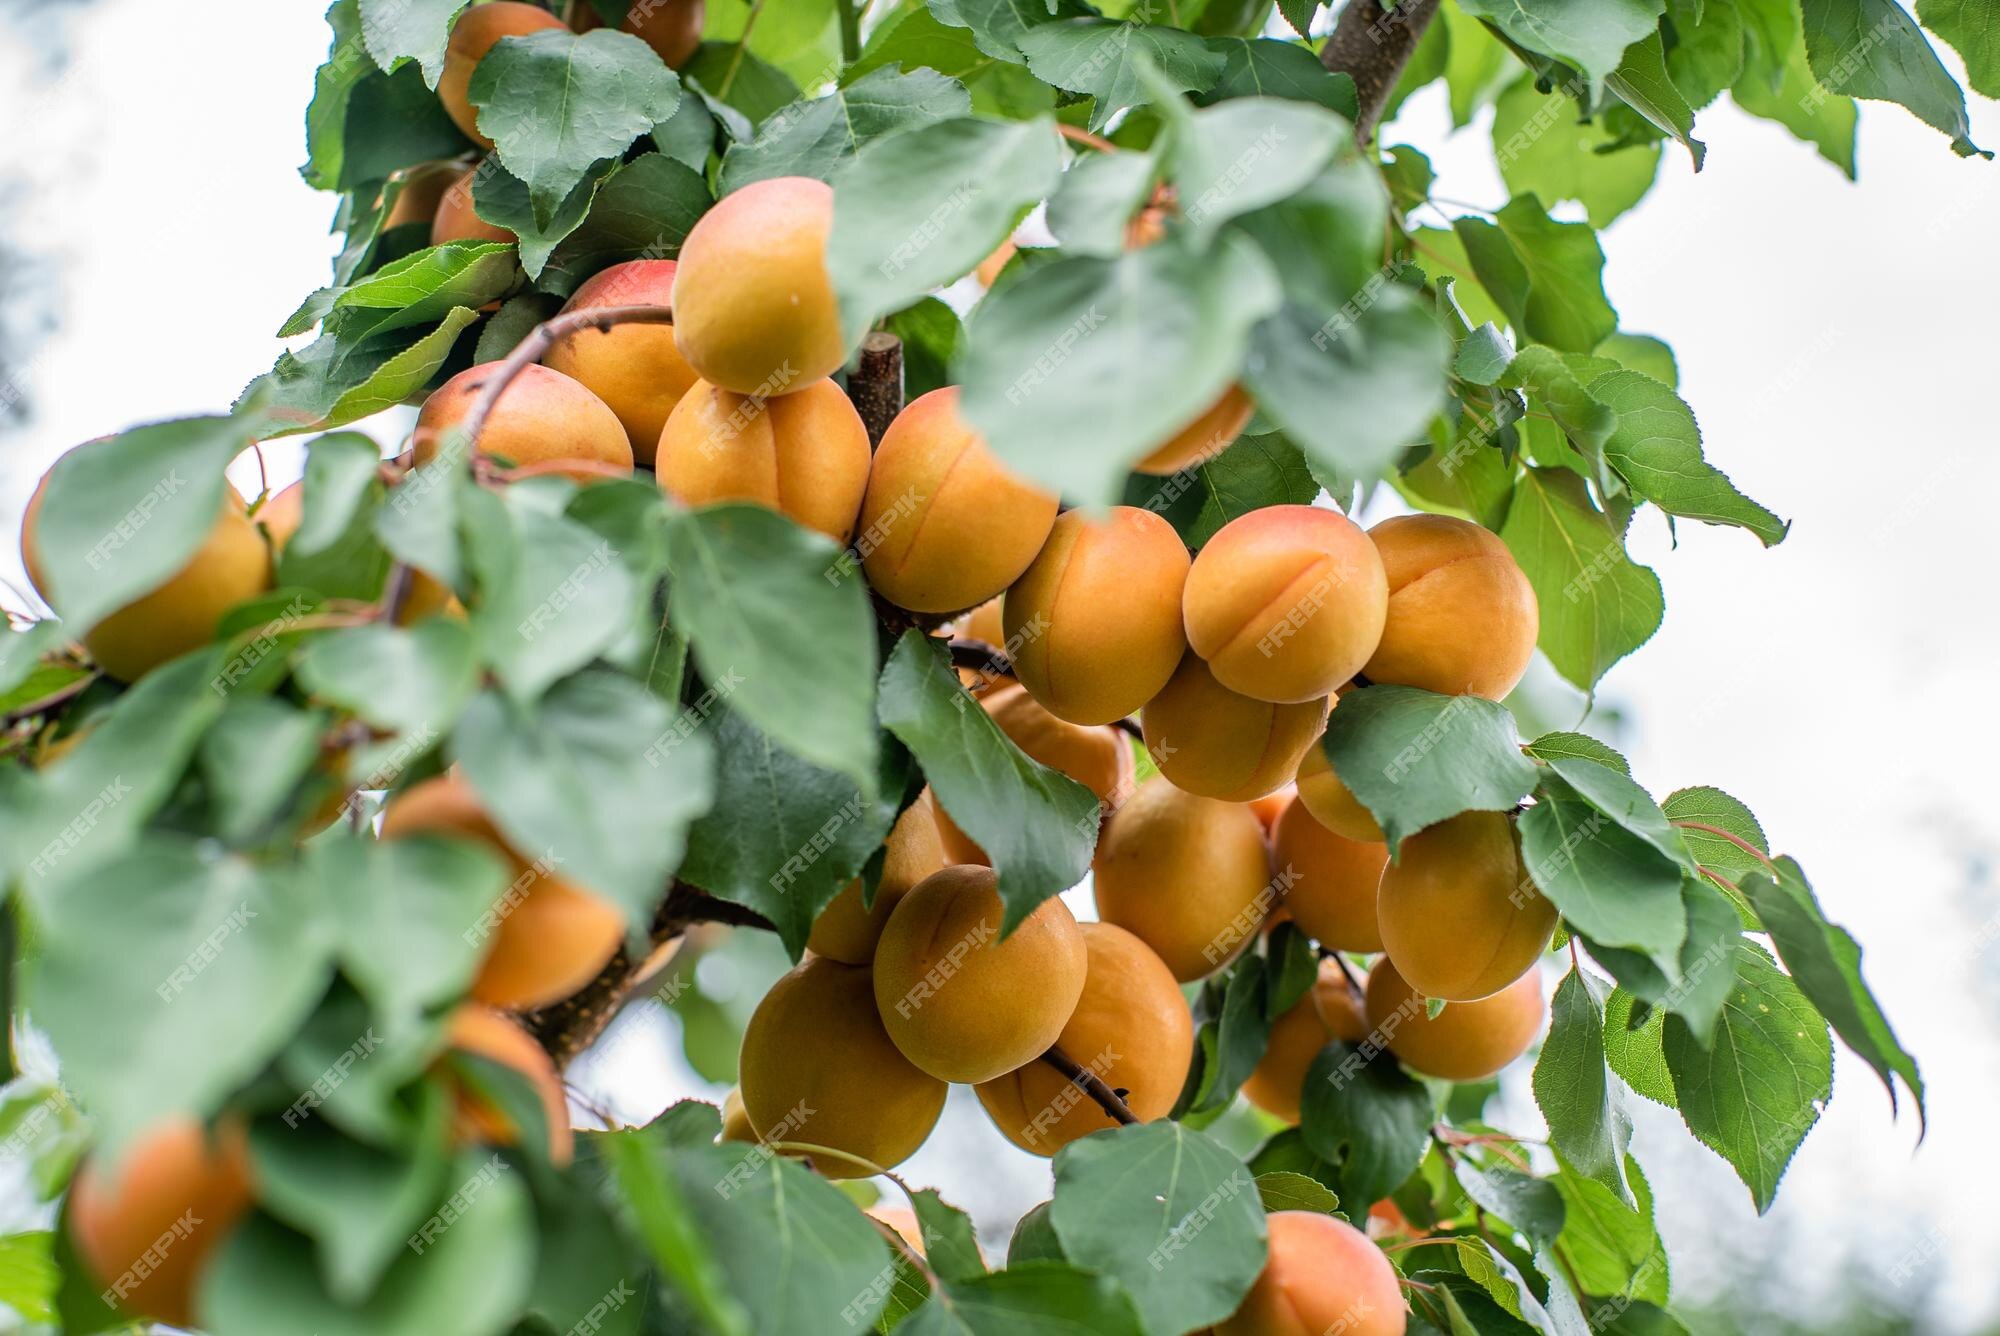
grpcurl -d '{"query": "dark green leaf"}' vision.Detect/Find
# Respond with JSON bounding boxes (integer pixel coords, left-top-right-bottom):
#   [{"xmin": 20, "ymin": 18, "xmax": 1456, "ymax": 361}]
[
  {"xmin": 1454, "ymin": 197, "xmax": 1618, "ymax": 353},
  {"xmin": 1802, "ymin": 0, "xmax": 1987, "ymax": 155},
  {"xmin": 899, "ymin": 1264, "xmax": 1147, "ymax": 1335},
  {"xmin": 1018, "ymin": 20, "xmax": 1228, "ymax": 129},
  {"xmin": 1519, "ymin": 771, "xmax": 1687, "ymax": 957},
  {"xmin": 911, "ymin": 1189, "xmax": 987, "ymax": 1283},
  {"xmin": 1254, "ymin": 1170, "xmax": 1342, "ymax": 1214},
  {"xmin": 1534, "ymin": 967, "xmax": 1634, "ymax": 1202},
  {"xmin": 1301, "ymin": 1041, "xmax": 1434, "ymax": 1220},
  {"xmin": 1122, "ymin": 432, "xmax": 1321, "ymax": 549},
  {"xmin": 1457, "ymin": 0, "xmax": 1667, "ymax": 91},
  {"xmin": 720, "ymin": 65, "xmax": 974, "ymax": 195}
]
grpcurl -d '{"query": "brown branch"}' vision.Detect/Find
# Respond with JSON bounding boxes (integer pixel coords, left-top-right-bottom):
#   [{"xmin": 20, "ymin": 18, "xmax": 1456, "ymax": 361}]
[
  {"xmin": 1040, "ymin": 1045, "xmax": 1140, "ymax": 1125},
  {"xmin": 947, "ymin": 636, "xmax": 1010, "ymax": 677},
  {"xmin": 1320, "ymin": 0, "xmax": 1442, "ymax": 144},
  {"xmin": 849, "ymin": 331, "xmax": 905, "ymax": 447}
]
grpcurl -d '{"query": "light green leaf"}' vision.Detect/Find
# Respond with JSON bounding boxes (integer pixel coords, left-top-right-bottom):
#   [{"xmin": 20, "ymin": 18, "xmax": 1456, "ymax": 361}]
[
  {"xmin": 1918, "ymin": 0, "xmax": 2000, "ymax": 96},
  {"xmin": 1492, "ymin": 76, "xmax": 1663, "ymax": 227},
  {"xmin": 1457, "ymin": 0, "xmax": 1666, "ymax": 91},
  {"xmin": 1590, "ymin": 369, "xmax": 1788, "ymax": 545},
  {"xmin": 1802, "ymin": 0, "xmax": 1987, "ymax": 155},
  {"xmin": 1017, "ymin": 19, "xmax": 1228, "ymax": 129}
]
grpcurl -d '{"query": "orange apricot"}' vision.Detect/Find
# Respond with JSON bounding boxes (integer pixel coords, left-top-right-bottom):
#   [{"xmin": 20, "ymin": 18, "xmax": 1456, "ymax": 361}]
[
  {"xmin": 872, "ymin": 865, "xmax": 1088, "ymax": 1083},
  {"xmin": 1375, "ymin": 810, "xmax": 1557, "ymax": 1002},
  {"xmin": 974, "ymin": 922, "xmax": 1194, "ymax": 1154},
  {"xmin": 719, "ymin": 1088, "xmax": 758, "ymax": 1143},
  {"xmin": 656, "ymin": 378, "xmax": 872, "ymax": 542},
  {"xmin": 438, "ymin": 2, "xmax": 568, "ymax": 149},
  {"xmin": 1364, "ymin": 513, "xmax": 1538, "ymax": 700},
  {"xmin": 542, "ymin": 259, "xmax": 695, "ymax": 463},
  {"xmin": 1134, "ymin": 384, "xmax": 1255, "ymax": 475},
  {"xmin": 1141, "ymin": 654, "xmax": 1328, "ymax": 802},
  {"xmin": 859, "ymin": 387, "xmax": 1061, "ymax": 613},
  {"xmin": 807, "ymin": 799, "xmax": 949, "ymax": 965},
  {"xmin": 430, "ymin": 162, "xmax": 516, "ymax": 246},
  {"xmin": 1294, "ymin": 732, "xmax": 1385, "ymax": 843},
  {"xmin": 1240, "ymin": 959, "xmax": 1368, "ymax": 1124},
  {"xmin": 1182, "ymin": 505, "xmax": 1387, "ymax": 704},
  {"xmin": 1248, "ymin": 786, "xmax": 1294, "ymax": 835},
  {"xmin": 382, "ymin": 161, "xmax": 462, "ymax": 230},
  {"xmin": 446, "ymin": 1004, "xmax": 574, "ymax": 1165},
  {"xmin": 1366, "ymin": 957, "xmax": 1544, "ymax": 1082},
  {"xmin": 1003, "ymin": 506, "xmax": 1190, "ymax": 725},
  {"xmin": 1213, "ymin": 1210, "xmax": 1407, "ymax": 1336},
  {"xmin": 1271, "ymin": 797, "xmax": 1388, "ymax": 953},
  {"xmin": 411, "ymin": 362, "xmax": 632, "ymax": 480},
  {"xmin": 933, "ymin": 686, "xmax": 1135, "ymax": 864}
]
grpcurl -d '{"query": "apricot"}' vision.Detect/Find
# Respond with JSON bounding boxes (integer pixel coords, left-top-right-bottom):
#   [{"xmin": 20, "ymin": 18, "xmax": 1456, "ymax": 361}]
[
  {"xmin": 656, "ymin": 378, "xmax": 872, "ymax": 542},
  {"xmin": 1214, "ymin": 1210, "xmax": 1407, "ymax": 1336},
  {"xmin": 1271, "ymin": 797, "xmax": 1387, "ymax": 953},
  {"xmin": 22, "ymin": 468, "xmax": 272, "ymax": 683},
  {"xmin": 1366, "ymin": 957, "xmax": 1544, "ymax": 1082},
  {"xmin": 975, "ymin": 922, "xmax": 1193, "ymax": 1154},
  {"xmin": 1135, "ymin": 384, "xmax": 1255, "ymax": 475},
  {"xmin": 411, "ymin": 362, "xmax": 632, "ymax": 480},
  {"xmin": 380, "ymin": 773, "xmax": 625, "ymax": 1011},
  {"xmin": 1248, "ymin": 786, "xmax": 1293, "ymax": 835},
  {"xmin": 1241, "ymin": 959, "xmax": 1368, "ymax": 1124},
  {"xmin": 1364, "ymin": 514, "xmax": 1538, "ymax": 700},
  {"xmin": 869, "ymin": 1204, "xmax": 927, "ymax": 1254},
  {"xmin": 672, "ymin": 176, "xmax": 845, "ymax": 396},
  {"xmin": 1293, "ymin": 732, "xmax": 1385, "ymax": 843},
  {"xmin": 859, "ymin": 387, "xmax": 1061, "ymax": 613},
  {"xmin": 68, "ymin": 1117, "xmax": 254, "ymax": 1328},
  {"xmin": 438, "ymin": 2, "xmax": 568, "ymax": 149},
  {"xmin": 542, "ymin": 259, "xmax": 694, "ymax": 464},
  {"xmin": 872, "ymin": 865, "xmax": 1088, "ymax": 1083},
  {"xmin": 934, "ymin": 685, "xmax": 1134, "ymax": 866},
  {"xmin": 975, "ymin": 239, "xmax": 1017, "ymax": 287},
  {"xmin": 254, "ymin": 481, "xmax": 461, "ymax": 623},
  {"xmin": 738, "ymin": 955, "xmax": 947, "ymax": 1178},
  {"xmin": 573, "ymin": 0, "xmax": 703, "ymax": 67},
  {"xmin": 1375, "ymin": 810, "xmax": 1556, "ymax": 1002},
  {"xmin": 719, "ymin": 1088, "xmax": 757, "ymax": 1143},
  {"xmin": 1093, "ymin": 777, "xmax": 1273, "ymax": 981},
  {"xmin": 446, "ymin": 1004, "xmax": 574, "ymax": 1165},
  {"xmin": 430, "ymin": 163, "xmax": 516, "ymax": 245},
  {"xmin": 1003, "ymin": 506, "xmax": 1190, "ymax": 725},
  {"xmin": 1183, "ymin": 505, "xmax": 1387, "ymax": 705},
  {"xmin": 1141, "ymin": 654, "xmax": 1327, "ymax": 802},
  {"xmin": 806, "ymin": 798, "xmax": 948, "ymax": 965},
  {"xmin": 382, "ymin": 161, "xmax": 462, "ymax": 230}
]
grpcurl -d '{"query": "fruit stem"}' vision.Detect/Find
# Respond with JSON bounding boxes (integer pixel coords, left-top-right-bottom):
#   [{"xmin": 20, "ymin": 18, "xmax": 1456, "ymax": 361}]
[{"xmin": 1039, "ymin": 1045, "xmax": 1140, "ymax": 1125}]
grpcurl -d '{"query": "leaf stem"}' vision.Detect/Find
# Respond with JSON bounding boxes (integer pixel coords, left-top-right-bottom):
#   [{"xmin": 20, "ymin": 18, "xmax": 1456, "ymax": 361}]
[
  {"xmin": 1671, "ymin": 821, "xmax": 1778, "ymax": 873},
  {"xmin": 1056, "ymin": 122, "xmax": 1119, "ymax": 154}
]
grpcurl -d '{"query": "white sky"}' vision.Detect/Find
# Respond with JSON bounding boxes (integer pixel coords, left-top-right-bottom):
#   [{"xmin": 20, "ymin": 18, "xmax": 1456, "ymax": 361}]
[{"xmin": 3, "ymin": 3, "xmax": 1997, "ymax": 1329}]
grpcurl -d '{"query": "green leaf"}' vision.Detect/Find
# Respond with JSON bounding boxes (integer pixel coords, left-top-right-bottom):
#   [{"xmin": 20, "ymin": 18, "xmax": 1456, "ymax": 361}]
[
  {"xmin": 1452, "ymin": 1159, "xmax": 1566, "ymax": 1243},
  {"xmin": 304, "ymin": 2, "xmax": 472, "ymax": 194},
  {"xmin": 1017, "ymin": 20, "xmax": 1228, "ymax": 130},
  {"xmin": 1524, "ymin": 731, "xmax": 1630, "ymax": 775},
  {"xmin": 1589, "ymin": 370, "xmax": 1789, "ymax": 545},
  {"xmin": 452, "ymin": 672, "xmax": 717, "ymax": 929},
  {"xmin": 1454, "ymin": 196, "xmax": 1618, "ymax": 354},
  {"xmin": 899, "ymin": 1264, "xmax": 1147, "ymax": 1335},
  {"xmin": 876, "ymin": 632, "xmax": 1098, "ymax": 931},
  {"xmin": 520, "ymin": 1170, "xmax": 649, "ymax": 1336},
  {"xmin": 1733, "ymin": 0, "xmax": 1859, "ymax": 176},
  {"xmin": 850, "ymin": 3, "xmax": 996, "ymax": 84},
  {"xmin": 1584, "ymin": 877, "xmax": 1744, "ymax": 1042},
  {"xmin": 1553, "ymin": 1157, "xmax": 1669, "ymax": 1308},
  {"xmin": 1050, "ymin": 1123, "xmax": 1267, "ymax": 1336},
  {"xmin": 244, "ymin": 305, "xmax": 483, "ymax": 437},
  {"xmin": 829, "ymin": 114, "xmax": 1062, "ymax": 341},
  {"xmin": 1801, "ymin": 0, "xmax": 1987, "ymax": 155},
  {"xmin": 1457, "ymin": 0, "xmax": 1667, "ymax": 92},
  {"xmin": 1603, "ymin": 987, "xmax": 1677, "ymax": 1108},
  {"xmin": 1499, "ymin": 467, "xmax": 1664, "ymax": 691},
  {"xmin": 1546, "ymin": 756, "xmax": 1691, "ymax": 870},
  {"xmin": 1254, "ymin": 1170, "xmax": 1342, "ymax": 1215},
  {"xmin": 541, "ymin": 153, "xmax": 714, "ymax": 296},
  {"xmin": 203, "ymin": 1153, "xmax": 534, "ymax": 1336},
  {"xmin": 681, "ymin": 41, "xmax": 801, "ymax": 126},
  {"xmin": 284, "ymin": 239, "xmax": 517, "ymax": 340},
  {"xmin": 1198, "ymin": 38, "xmax": 1361, "ymax": 116},
  {"xmin": 956, "ymin": 228, "xmax": 1280, "ymax": 505},
  {"xmin": 1663, "ymin": 943, "xmax": 1830, "ymax": 1213},
  {"xmin": 1320, "ymin": 684, "xmax": 1541, "ymax": 853},
  {"xmin": 664, "ymin": 503, "xmax": 880, "ymax": 793},
  {"xmin": 471, "ymin": 28, "xmax": 683, "ymax": 225},
  {"xmin": 23, "ymin": 835, "xmax": 334, "ymax": 1157},
  {"xmin": 882, "ymin": 297, "xmax": 967, "ymax": 399},
  {"xmin": 1596, "ymin": 332, "xmax": 1679, "ymax": 387},
  {"xmin": 1518, "ymin": 771, "xmax": 1687, "ymax": 957},
  {"xmin": 0, "ymin": 1231, "xmax": 56, "ymax": 1325},
  {"xmin": 1442, "ymin": 3, "xmax": 1515, "ymax": 125},
  {"xmin": 357, "ymin": 0, "xmax": 462, "ymax": 83},
  {"xmin": 678, "ymin": 702, "xmax": 907, "ymax": 959},
  {"xmin": 1165, "ymin": 96, "xmax": 1352, "ymax": 244},
  {"xmin": 928, "ymin": 0, "xmax": 1098, "ymax": 63},
  {"xmin": 1605, "ymin": 30, "xmax": 1707, "ymax": 166},
  {"xmin": 599, "ymin": 1130, "xmax": 751, "ymax": 1336},
  {"xmin": 911, "ymin": 1189, "xmax": 987, "ymax": 1284},
  {"xmin": 296, "ymin": 619, "xmax": 480, "ymax": 735},
  {"xmin": 1663, "ymin": 785, "xmax": 1771, "ymax": 885},
  {"xmin": 198, "ymin": 696, "xmax": 328, "ymax": 845},
  {"xmin": 1741, "ymin": 855, "xmax": 1924, "ymax": 1123},
  {"xmin": 1122, "ymin": 432, "xmax": 1322, "ymax": 549},
  {"xmin": 1046, "ymin": 148, "xmax": 1157, "ymax": 256},
  {"xmin": 1300, "ymin": 1041, "xmax": 1435, "ymax": 1219},
  {"xmin": 720, "ymin": 65, "xmax": 973, "ymax": 196},
  {"xmin": 1492, "ymin": 77, "xmax": 1662, "ymax": 228},
  {"xmin": 1918, "ymin": 0, "xmax": 2000, "ymax": 96},
  {"xmin": 1501, "ymin": 345, "xmax": 1617, "ymax": 494},
  {"xmin": 1534, "ymin": 967, "xmax": 1635, "ymax": 1203}
]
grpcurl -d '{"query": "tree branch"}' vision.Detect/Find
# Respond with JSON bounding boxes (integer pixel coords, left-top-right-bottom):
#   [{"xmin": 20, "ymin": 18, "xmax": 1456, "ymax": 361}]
[
  {"xmin": 1320, "ymin": 0, "xmax": 1442, "ymax": 144},
  {"xmin": 1040, "ymin": 1045, "xmax": 1140, "ymax": 1126},
  {"xmin": 849, "ymin": 330, "xmax": 905, "ymax": 446}
]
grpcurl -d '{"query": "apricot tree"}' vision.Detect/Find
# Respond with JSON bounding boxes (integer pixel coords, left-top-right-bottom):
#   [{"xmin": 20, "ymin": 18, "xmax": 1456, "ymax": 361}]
[{"xmin": 0, "ymin": 0, "xmax": 1980, "ymax": 1332}]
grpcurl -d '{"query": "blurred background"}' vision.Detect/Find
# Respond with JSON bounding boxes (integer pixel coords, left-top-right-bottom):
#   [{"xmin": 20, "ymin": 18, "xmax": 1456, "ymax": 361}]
[{"xmin": 1, "ymin": 3, "xmax": 1995, "ymax": 1332}]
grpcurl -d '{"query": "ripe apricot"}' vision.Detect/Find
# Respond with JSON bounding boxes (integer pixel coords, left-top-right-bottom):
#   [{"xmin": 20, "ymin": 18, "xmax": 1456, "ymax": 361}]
[
  {"xmin": 430, "ymin": 163, "xmax": 516, "ymax": 246},
  {"xmin": 382, "ymin": 161, "xmax": 462, "ymax": 230},
  {"xmin": 873, "ymin": 865, "xmax": 1088, "ymax": 1083},
  {"xmin": 1003, "ymin": 506, "xmax": 1190, "ymax": 725},
  {"xmin": 1141, "ymin": 654, "xmax": 1328, "ymax": 802},
  {"xmin": 380, "ymin": 773, "xmax": 625, "ymax": 1011},
  {"xmin": 438, "ymin": 2, "xmax": 568, "ymax": 149},
  {"xmin": 719, "ymin": 1088, "xmax": 757, "ymax": 1143},
  {"xmin": 807, "ymin": 799, "xmax": 948, "ymax": 965},
  {"xmin": 1093, "ymin": 777, "xmax": 1273, "ymax": 981},
  {"xmin": 672, "ymin": 176, "xmax": 845, "ymax": 396},
  {"xmin": 1366, "ymin": 957, "xmax": 1544, "ymax": 1082},
  {"xmin": 542, "ymin": 259, "xmax": 695, "ymax": 464},
  {"xmin": 1183, "ymin": 505, "xmax": 1387, "ymax": 704},
  {"xmin": 860, "ymin": 387, "xmax": 1061, "ymax": 613},
  {"xmin": 1293, "ymin": 732, "xmax": 1385, "ymax": 843},
  {"xmin": 739, "ymin": 955, "xmax": 947, "ymax": 1177},
  {"xmin": 68, "ymin": 1117, "xmax": 254, "ymax": 1328},
  {"xmin": 1376, "ymin": 810, "xmax": 1556, "ymax": 1002},
  {"xmin": 411, "ymin": 362, "xmax": 632, "ymax": 480},
  {"xmin": 656, "ymin": 378, "xmax": 872, "ymax": 542},
  {"xmin": 573, "ymin": 0, "xmax": 703, "ymax": 67},
  {"xmin": 446, "ymin": 1005, "xmax": 574, "ymax": 1165},
  {"xmin": 975, "ymin": 239, "xmax": 1017, "ymax": 287},
  {"xmin": 974, "ymin": 922, "xmax": 1193, "ymax": 1154},
  {"xmin": 1272, "ymin": 797, "xmax": 1387, "ymax": 953},
  {"xmin": 1364, "ymin": 514, "xmax": 1538, "ymax": 700},
  {"xmin": 22, "ymin": 468, "xmax": 272, "ymax": 683},
  {"xmin": 1248, "ymin": 786, "xmax": 1293, "ymax": 835},
  {"xmin": 1241, "ymin": 959, "xmax": 1368, "ymax": 1124},
  {"xmin": 1213, "ymin": 1210, "xmax": 1407, "ymax": 1336},
  {"xmin": 255, "ymin": 481, "xmax": 461, "ymax": 623},
  {"xmin": 1134, "ymin": 384, "xmax": 1254, "ymax": 475}
]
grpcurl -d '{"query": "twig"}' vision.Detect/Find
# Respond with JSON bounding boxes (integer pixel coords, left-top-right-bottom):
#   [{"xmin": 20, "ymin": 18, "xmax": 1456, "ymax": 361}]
[
  {"xmin": 1039, "ymin": 1045, "xmax": 1139, "ymax": 1125},
  {"xmin": 1319, "ymin": 0, "xmax": 1443, "ymax": 144},
  {"xmin": 1057, "ymin": 123, "xmax": 1118, "ymax": 154},
  {"xmin": 849, "ymin": 331, "xmax": 905, "ymax": 446},
  {"xmin": 947, "ymin": 637, "xmax": 1010, "ymax": 677},
  {"xmin": 1323, "ymin": 949, "xmax": 1366, "ymax": 999}
]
